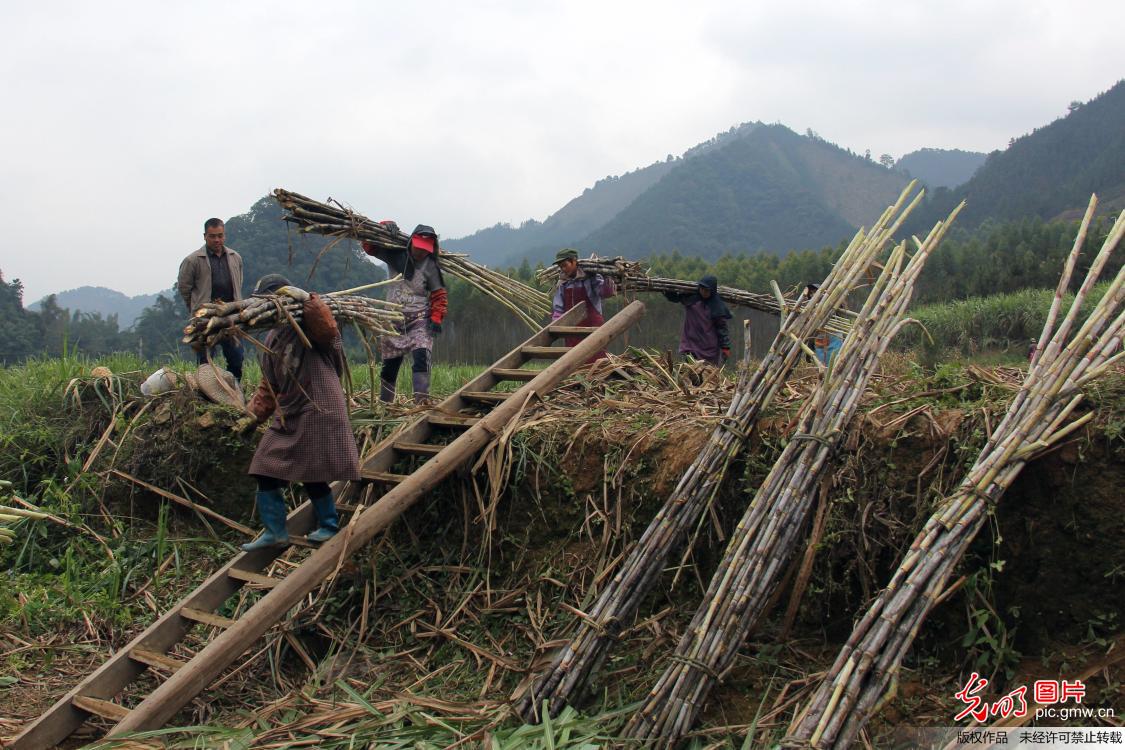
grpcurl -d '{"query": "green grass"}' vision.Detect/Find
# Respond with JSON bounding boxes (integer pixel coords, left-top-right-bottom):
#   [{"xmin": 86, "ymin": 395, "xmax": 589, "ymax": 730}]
[{"xmin": 902, "ymin": 282, "xmax": 1111, "ymax": 361}]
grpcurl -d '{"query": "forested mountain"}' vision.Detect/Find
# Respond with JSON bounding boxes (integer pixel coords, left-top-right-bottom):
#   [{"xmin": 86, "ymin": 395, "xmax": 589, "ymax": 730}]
[
  {"xmin": 910, "ymin": 80, "xmax": 1125, "ymax": 231},
  {"xmin": 452, "ymin": 121, "xmax": 909, "ymax": 266},
  {"xmin": 577, "ymin": 124, "xmax": 910, "ymax": 262},
  {"xmin": 29, "ymin": 287, "xmax": 159, "ymax": 328},
  {"xmin": 445, "ymin": 122, "xmax": 771, "ymax": 267},
  {"xmin": 222, "ymin": 195, "xmax": 386, "ymax": 301},
  {"xmin": 445, "ymin": 157, "xmax": 679, "ymax": 266},
  {"xmin": 895, "ymin": 148, "xmax": 986, "ymax": 188}
]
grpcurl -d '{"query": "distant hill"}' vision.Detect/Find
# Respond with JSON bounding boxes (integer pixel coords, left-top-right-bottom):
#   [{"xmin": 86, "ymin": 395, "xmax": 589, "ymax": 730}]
[
  {"xmin": 453, "ymin": 122, "xmax": 911, "ymax": 267},
  {"xmin": 446, "ymin": 158, "xmax": 679, "ymax": 267},
  {"xmin": 578, "ymin": 124, "xmax": 910, "ymax": 262},
  {"xmin": 446, "ymin": 123, "xmax": 777, "ymax": 267},
  {"xmin": 29, "ymin": 287, "xmax": 159, "ymax": 328},
  {"xmin": 895, "ymin": 148, "xmax": 986, "ymax": 188},
  {"xmin": 911, "ymin": 80, "xmax": 1125, "ymax": 231}
]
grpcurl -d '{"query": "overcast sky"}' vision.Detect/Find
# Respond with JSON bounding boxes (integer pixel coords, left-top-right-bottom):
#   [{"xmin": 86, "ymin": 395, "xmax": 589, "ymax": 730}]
[{"xmin": 1, "ymin": 0, "xmax": 1122, "ymax": 302}]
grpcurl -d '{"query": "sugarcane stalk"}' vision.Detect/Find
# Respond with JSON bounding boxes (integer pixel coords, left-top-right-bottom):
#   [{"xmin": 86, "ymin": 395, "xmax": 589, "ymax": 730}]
[
  {"xmin": 272, "ymin": 188, "xmax": 552, "ymax": 329},
  {"xmin": 517, "ymin": 182, "xmax": 930, "ymax": 725},
  {"xmin": 786, "ymin": 197, "xmax": 1125, "ymax": 750},
  {"xmin": 537, "ymin": 261, "xmax": 853, "ymax": 335},
  {"xmin": 182, "ymin": 290, "xmax": 405, "ymax": 348},
  {"xmin": 617, "ymin": 199, "xmax": 963, "ymax": 747}
]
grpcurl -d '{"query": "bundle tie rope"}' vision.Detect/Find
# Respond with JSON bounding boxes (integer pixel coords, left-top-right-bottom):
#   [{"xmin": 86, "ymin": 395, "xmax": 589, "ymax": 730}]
[
  {"xmin": 789, "ymin": 430, "xmax": 841, "ymax": 446},
  {"xmin": 668, "ymin": 653, "xmax": 722, "ymax": 680},
  {"xmin": 718, "ymin": 416, "xmax": 751, "ymax": 439}
]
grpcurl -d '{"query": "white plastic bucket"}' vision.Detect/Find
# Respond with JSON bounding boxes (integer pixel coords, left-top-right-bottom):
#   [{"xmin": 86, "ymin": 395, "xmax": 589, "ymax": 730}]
[{"xmin": 140, "ymin": 367, "xmax": 179, "ymax": 396}]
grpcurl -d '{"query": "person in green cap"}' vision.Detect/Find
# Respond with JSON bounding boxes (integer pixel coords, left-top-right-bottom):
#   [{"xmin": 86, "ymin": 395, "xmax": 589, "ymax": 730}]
[{"xmin": 551, "ymin": 248, "xmax": 615, "ymax": 360}]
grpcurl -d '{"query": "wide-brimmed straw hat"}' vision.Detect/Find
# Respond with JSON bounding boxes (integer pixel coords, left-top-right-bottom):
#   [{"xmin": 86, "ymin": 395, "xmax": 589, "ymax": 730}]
[{"xmin": 194, "ymin": 364, "xmax": 245, "ymax": 408}]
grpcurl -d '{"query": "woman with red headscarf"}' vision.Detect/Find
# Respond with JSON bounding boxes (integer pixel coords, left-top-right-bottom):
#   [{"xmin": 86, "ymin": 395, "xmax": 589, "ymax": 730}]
[{"xmin": 362, "ymin": 224, "xmax": 448, "ymax": 404}]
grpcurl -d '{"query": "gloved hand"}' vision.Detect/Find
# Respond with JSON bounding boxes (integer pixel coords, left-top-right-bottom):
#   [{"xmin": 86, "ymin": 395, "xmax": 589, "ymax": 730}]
[
  {"xmin": 721, "ymin": 347, "xmax": 731, "ymax": 364},
  {"xmin": 276, "ymin": 286, "xmax": 310, "ymax": 302},
  {"xmin": 428, "ymin": 320, "xmax": 442, "ymax": 335},
  {"xmin": 663, "ymin": 290, "xmax": 681, "ymax": 302}
]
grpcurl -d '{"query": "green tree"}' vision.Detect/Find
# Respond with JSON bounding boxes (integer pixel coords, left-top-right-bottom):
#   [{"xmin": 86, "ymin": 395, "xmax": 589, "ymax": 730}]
[
  {"xmin": 132, "ymin": 288, "xmax": 188, "ymax": 360},
  {"xmin": 0, "ymin": 271, "xmax": 42, "ymax": 363}
]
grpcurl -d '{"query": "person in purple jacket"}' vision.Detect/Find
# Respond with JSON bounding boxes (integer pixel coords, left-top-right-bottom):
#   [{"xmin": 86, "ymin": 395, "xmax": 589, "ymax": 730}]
[{"xmin": 663, "ymin": 275, "xmax": 733, "ymax": 366}]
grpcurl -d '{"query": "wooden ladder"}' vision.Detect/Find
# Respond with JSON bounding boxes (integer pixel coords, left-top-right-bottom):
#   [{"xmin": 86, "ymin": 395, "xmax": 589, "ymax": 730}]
[{"xmin": 8, "ymin": 300, "xmax": 645, "ymax": 750}]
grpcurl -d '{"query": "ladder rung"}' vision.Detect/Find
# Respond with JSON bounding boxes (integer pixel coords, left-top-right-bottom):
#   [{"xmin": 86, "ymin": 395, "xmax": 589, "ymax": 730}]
[
  {"xmin": 360, "ymin": 469, "xmax": 410, "ymax": 483},
  {"xmin": 428, "ymin": 414, "xmax": 481, "ymax": 428},
  {"xmin": 491, "ymin": 368, "xmax": 538, "ymax": 381},
  {"xmin": 130, "ymin": 647, "xmax": 187, "ymax": 673},
  {"xmin": 393, "ymin": 441, "xmax": 443, "ymax": 456},
  {"xmin": 336, "ymin": 502, "xmax": 363, "ymax": 513},
  {"xmin": 72, "ymin": 695, "xmax": 131, "ymax": 721},
  {"xmin": 522, "ymin": 345, "xmax": 571, "ymax": 359},
  {"xmin": 227, "ymin": 568, "xmax": 282, "ymax": 588},
  {"xmin": 460, "ymin": 391, "xmax": 510, "ymax": 404},
  {"xmin": 181, "ymin": 607, "xmax": 236, "ymax": 629},
  {"xmin": 548, "ymin": 325, "xmax": 599, "ymax": 336}
]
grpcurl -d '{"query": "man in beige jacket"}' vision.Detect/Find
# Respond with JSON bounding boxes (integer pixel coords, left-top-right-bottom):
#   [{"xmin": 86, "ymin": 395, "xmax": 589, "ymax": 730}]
[{"xmin": 178, "ymin": 218, "xmax": 245, "ymax": 380}]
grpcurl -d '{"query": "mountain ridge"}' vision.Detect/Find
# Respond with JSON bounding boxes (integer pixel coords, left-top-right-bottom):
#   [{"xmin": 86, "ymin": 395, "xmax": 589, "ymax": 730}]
[
  {"xmin": 29, "ymin": 286, "xmax": 160, "ymax": 328},
  {"xmin": 909, "ymin": 80, "xmax": 1125, "ymax": 231},
  {"xmin": 895, "ymin": 148, "xmax": 986, "ymax": 189}
]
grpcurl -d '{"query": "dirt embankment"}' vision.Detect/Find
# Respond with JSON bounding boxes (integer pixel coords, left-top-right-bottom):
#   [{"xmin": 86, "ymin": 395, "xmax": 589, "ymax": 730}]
[{"xmin": 8, "ymin": 364, "xmax": 1122, "ymax": 741}]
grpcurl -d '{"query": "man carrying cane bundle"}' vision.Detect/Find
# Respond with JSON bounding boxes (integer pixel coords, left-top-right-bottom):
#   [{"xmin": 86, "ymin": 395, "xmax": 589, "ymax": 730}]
[{"xmin": 239, "ymin": 274, "xmax": 360, "ymax": 550}]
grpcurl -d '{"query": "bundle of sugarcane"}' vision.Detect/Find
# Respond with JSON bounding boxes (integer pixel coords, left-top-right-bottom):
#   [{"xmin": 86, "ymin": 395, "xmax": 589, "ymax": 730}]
[
  {"xmin": 537, "ymin": 257, "xmax": 852, "ymax": 335},
  {"xmin": 182, "ymin": 287, "xmax": 404, "ymax": 349},
  {"xmin": 534, "ymin": 255, "xmax": 648, "ymax": 285},
  {"xmin": 785, "ymin": 197, "xmax": 1125, "ymax": 750},
  {"xmin": 273, "ymin": 189, "xmax": 552, "ymax": 329},
  {"xmin": 516, "ymin": 182, "xmax": 928, "ymax": 722},
  {"xmin": 0, "ymin": 481, "xmax": 47, "ymax": 546},
  {"xmin": 622, "ymin": 198, "xmax": 964, "ymax": 747}
]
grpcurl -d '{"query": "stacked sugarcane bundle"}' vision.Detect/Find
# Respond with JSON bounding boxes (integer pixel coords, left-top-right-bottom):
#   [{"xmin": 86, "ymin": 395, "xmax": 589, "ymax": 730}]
[
  {"xmin": 622, "ymin": 198, "xmax": 964, "ymax": 747},
  {"xmin": 273, "ymin": 189, "xmax": 552, "ymax": 329},
  {"xmin": 537, "ymin": 256, "xmax": 852, "ymax": 335},
  {"xmin": 516, "ymin": 183, "xmax": 928, "ymax": 722},
  {"xmin": 182, "ymin": 290, "xmax": 404, "ymax": 349},
  {"xmin": 0, "ymin": 481, "xmax": 47, "ymax": 547},
  {"xmin": 785, "ymin": 197, "xmax": 1125, "ymax": 750}
]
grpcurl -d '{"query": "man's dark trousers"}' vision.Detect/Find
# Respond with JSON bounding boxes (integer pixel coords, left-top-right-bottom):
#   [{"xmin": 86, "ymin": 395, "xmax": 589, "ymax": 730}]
[{"xmin": 197, "ymin": 338, "xmax": 244, "ymax": 381}]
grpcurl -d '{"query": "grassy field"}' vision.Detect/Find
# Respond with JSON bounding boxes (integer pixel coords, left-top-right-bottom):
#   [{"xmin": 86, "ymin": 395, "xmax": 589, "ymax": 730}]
[{"xmin": 903, "ymin": 282, "xmax": 1110, "ymax": 361}]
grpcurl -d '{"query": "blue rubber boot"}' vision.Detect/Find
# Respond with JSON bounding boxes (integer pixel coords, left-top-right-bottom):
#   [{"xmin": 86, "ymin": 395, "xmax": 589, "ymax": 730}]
[
  {"xmin": 240, "ymin": 489, "xmax": 290, "ymax": 551},
  {"xmin": 307, "ymin": 489, "xmax": 339, "ymax": 544}
]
